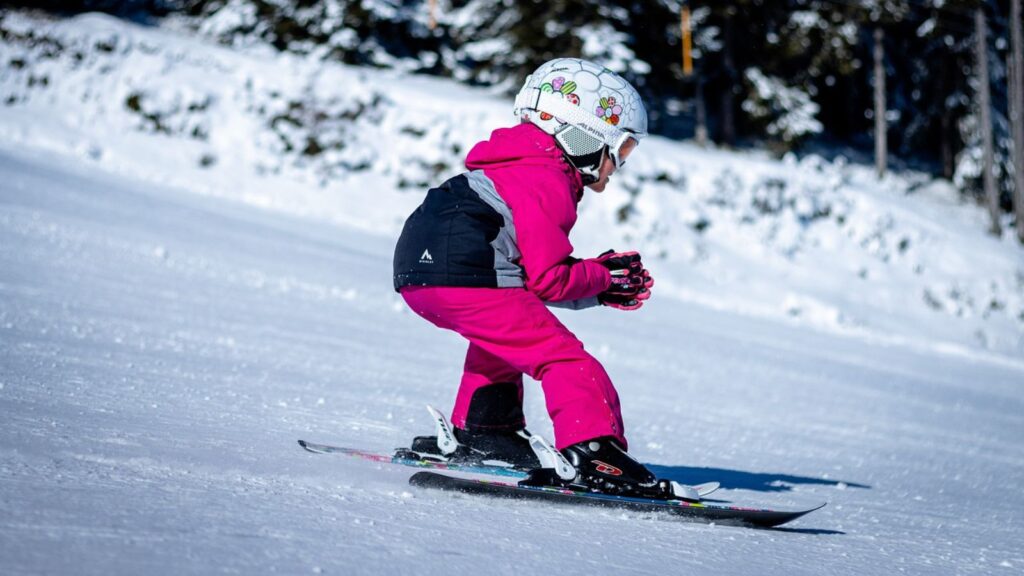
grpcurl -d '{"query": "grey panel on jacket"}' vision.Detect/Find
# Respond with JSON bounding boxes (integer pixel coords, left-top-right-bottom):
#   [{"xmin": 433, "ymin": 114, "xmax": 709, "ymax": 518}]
[
  {"xmin": 545, "ymin": 297, "xmax": 602, "ymax": 310},
  {"xmin": 465, "ymin": 170, "xmax": 525, "ymax": 288}
]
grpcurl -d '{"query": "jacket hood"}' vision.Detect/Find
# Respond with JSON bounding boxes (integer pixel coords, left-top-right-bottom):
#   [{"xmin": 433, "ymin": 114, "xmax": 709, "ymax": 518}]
[{"xmin": 465, "ymin": 123, "xmax": 584, "ymax": 199}]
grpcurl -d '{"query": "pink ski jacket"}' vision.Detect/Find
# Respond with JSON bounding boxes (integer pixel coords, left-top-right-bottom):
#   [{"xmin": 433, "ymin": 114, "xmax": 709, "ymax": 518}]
[{"xmin": 394, "ymin": 123, "xmax": 611, "ymax": 307}]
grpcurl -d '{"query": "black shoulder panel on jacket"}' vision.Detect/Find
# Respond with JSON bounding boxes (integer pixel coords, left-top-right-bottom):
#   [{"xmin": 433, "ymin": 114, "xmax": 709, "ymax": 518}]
[{"xmin": 393, "ymin": 174, "xmax": 506, "ymax": 291}]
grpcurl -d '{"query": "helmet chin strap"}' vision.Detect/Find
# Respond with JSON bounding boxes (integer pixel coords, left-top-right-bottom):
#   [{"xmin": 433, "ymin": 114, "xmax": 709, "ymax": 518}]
[
  {"xmin": 560, "ymin": 145, "xmax": 605, "ymax": 186},
  {"xmin": 578, "ymin": 168, "xmax": 599, "ymax": 186},
  {"xmin": 565, "ymin": 147, "xmax": 602, "ymax": 183},
  {"xmin": 549, "ymin": 123, "xmax": 606, "ymax": 186}
]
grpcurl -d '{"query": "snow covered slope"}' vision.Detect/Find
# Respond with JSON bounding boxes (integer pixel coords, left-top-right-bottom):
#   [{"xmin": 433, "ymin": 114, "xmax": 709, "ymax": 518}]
[
  {"xmin": 1, "ymin": 9, "xmax": 1023, "ymax": 576},
  {"xmin": 2, "ymin": 139, "xmax": 1023, "ymax": 575}
]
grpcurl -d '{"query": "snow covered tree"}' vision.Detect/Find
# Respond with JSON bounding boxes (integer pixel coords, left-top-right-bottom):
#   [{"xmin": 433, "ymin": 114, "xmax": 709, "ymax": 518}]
[
  {"xmin": 4, "ymin": 0, "xmax": 178, "ymax": 18},
  {"xmin": 17, "ymin": 0, "xmax": 1024, "ymax": 233},
  {"xmin": 444, "ymin": 0, "xmax": 652, "ymax": 90},
  {"xmin": 953, "ymin": 2, "xmax": 1017, "ymax": 226},
  {"xmin": 741, "ymin": 67, "xmax": 823, "ymax": 149},
  {"xmin": 180, "ymin": 0, "xmax": 443, "ymax": 69}
]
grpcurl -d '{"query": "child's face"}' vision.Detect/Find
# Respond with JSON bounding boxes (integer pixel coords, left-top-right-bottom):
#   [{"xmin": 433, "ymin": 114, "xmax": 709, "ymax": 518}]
[{"xmin": 587, "ymin": 138, "xmax": 638, "ymax": 193}]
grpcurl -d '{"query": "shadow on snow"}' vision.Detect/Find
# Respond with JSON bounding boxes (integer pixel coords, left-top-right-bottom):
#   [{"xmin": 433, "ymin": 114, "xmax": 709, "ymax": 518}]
[
  {"xmin": 645, "ymin": 463, "xmax": 871, "ymax": 494},
  {"xmin": 643, "ymin": 464, "xmax": 855, "ymax": 534}
]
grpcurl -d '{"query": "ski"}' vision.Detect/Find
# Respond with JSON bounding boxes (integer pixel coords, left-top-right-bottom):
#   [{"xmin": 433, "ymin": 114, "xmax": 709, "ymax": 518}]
[
  {"xmin": 298, "ymin": 439, "xmax": 722, "ymax": 499},
  {"xmin": 408, "ymin": 471, "xmax": 825, "ymax": 528},
  {"xmin": 297, "ymin": 440, "xmax": 529, "ymax": 478}
]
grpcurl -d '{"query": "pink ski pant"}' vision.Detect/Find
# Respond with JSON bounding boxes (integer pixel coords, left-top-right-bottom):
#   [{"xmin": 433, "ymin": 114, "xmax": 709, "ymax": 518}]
[{"xmin": 401, "ymin": 286, "xmax": 627, "ymax": 451}]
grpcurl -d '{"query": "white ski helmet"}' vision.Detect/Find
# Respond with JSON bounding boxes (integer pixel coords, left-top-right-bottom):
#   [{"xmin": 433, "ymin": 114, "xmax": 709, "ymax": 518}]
[{"xmin": 514, "ymin": 58, "xmax": 648, "ymax": 182}]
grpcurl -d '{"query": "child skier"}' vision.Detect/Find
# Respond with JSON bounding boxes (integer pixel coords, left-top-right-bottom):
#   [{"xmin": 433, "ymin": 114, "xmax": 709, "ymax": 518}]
[{"xmin": 393, "ymin": 58, "xmax": 662, "ymax": 496}]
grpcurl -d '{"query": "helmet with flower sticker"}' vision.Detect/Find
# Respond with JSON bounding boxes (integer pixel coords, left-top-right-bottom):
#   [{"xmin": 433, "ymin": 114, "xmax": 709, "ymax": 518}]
[{"xmin": 513, "ymin": 58, "xmax": 648, "ymax": 183}]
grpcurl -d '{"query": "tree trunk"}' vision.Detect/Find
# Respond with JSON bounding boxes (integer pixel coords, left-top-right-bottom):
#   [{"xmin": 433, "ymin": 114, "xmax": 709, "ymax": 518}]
[
  {"xmin": 719, "ymin": 12, "xmax": 736, "ymax": 146},
  {"xmin": 1011, "ymin": 0, "xmax": 1024, "ymax": 242},
  {"xmin": 940, "ymin": 56, "xmax": 955, "ymax": 179},
  {"xmin": 975, "ymin": 7, "xmax": 1001, "ymax": 236},
  {"xmin": 695, "ymin": 74, "xmax": 708, "ymax": 147},
  {"xmin": 874, "ymin": 27, "xmax": 888, "ymax": 179}
]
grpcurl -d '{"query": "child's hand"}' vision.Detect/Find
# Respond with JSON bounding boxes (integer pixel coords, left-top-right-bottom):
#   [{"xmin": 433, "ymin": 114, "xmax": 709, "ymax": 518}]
[{"xmin": 592, "ymin": 250, "xmax": 654, "ymax": 311}]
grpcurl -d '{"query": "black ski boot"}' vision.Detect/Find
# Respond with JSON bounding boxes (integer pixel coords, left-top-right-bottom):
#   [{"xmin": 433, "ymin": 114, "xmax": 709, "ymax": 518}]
[
  {"xmin": 559, "ymin": 437, "xmax": 665, "ymax": 497},
  {"xmin": 404, "ymin": 435, "xmax": 450, "ymax": 462},
  {"xmin": 401, "ymin": 428, "xmax": 541, "ymax": 469},
  {"xmin": 454, "ymin": 427, "xmax": 541, "ymax": 469},
  {"xmin": 400, "ymin": 384, "xmax": 542, "ymax": 469}
]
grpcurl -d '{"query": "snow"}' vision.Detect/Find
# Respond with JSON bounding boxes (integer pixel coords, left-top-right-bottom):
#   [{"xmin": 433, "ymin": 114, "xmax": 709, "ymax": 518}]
[{"xmin": 1, "ymin": 10, "xmax": 1023, "ymax": 575}]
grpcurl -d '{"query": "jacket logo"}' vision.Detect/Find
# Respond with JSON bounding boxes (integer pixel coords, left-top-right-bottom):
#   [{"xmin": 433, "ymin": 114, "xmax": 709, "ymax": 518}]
[
  {"xmin": 419, "ymin": 249, "xmax": 434, "ymax": 264},
  {"xmin": 592, "ymin": 460, "xmax": 623, "ymax": 476}
]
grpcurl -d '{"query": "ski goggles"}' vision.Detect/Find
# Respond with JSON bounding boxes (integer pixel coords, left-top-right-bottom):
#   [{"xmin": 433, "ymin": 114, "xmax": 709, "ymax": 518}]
[{"xmin": 608, "ymin": 133, "xmax": 638, "ymax": 170}]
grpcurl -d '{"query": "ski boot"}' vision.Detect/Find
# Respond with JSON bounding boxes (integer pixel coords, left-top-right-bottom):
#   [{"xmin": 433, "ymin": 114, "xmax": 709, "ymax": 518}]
[
  {"xmin": 401, "ymin": 429, "xmax": 540, "ymax": 469},
  {"xmin": 522, "ymin": 436, "xmax": 710, "ymax": 501},
  {"xmin": 457, "ymin": 427, "xmax": 541, "ymax": 468},
  {"xmin": 560, "ymin": 437, "xmax": 662, "ymax": 496},
  {"xmin": 396, "ymin": 406, "xmax": 541, "ymax": 470}
]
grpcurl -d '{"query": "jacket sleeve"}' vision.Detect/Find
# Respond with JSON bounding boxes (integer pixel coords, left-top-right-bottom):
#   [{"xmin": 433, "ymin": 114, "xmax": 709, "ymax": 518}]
[
  {"xmin": 513, "ymin": 199, "xmax": 611, "ymax": 303},
  {"xmin": 528, "ymin": 255, "xmax": 611, "ymax": 302}
]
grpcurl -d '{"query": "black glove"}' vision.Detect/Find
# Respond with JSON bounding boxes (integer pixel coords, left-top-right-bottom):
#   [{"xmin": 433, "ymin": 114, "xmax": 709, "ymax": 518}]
[{"xmin": 592, "ymin": 249, "xmax": 654, "ymax": 311}]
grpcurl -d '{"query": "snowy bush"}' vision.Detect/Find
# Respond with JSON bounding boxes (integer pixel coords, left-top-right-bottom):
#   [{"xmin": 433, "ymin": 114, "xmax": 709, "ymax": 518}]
[
  {"xmin": 123, "ymin": 89, "xmax": 213, "ymax": 139},
  {"xmin": 261, "ymin": 89, "xmax": 385, "ymax": 178}
]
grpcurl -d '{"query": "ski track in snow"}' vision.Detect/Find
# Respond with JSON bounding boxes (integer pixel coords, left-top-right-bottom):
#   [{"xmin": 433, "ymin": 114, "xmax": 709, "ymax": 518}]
[{"xmin": 1, "ymin": 147, "xmax": 1023, "ymax": 574}]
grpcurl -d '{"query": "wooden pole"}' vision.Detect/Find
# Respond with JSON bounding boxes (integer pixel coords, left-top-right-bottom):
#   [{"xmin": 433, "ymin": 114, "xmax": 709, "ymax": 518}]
[
  {"xmin": 681, "ymin": 5, "xmax": 705, "ymax": 145},
  {"xmin": 874, "ymin": 27, "xmax": 888, "ymax": 179},
  {"xmin": 428, "ymin": 0, "xmax": 437, "ymax": 31},
  {"xmin": 975, "ymin": 7, "xmax": 1001, "ymax": 236},
  {"xmin": 682, "ymin": 6, "xmax": 693, "ymax": 77}
]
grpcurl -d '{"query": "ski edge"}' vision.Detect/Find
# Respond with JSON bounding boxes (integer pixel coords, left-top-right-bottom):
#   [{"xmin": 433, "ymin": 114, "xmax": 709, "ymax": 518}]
[
  {"xmin": 409, "ymin": 471, "xmax": 826, "ymax": 528},
  {"xmin": 297, "ymin": 439, "xmax": 529, "ymax": 478}
]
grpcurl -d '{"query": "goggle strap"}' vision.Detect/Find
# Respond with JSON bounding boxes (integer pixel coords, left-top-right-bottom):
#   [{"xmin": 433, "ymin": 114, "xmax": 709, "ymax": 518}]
[{"xmin": 514, "ymin": 88, "xmax": 627, "ymax": 149}]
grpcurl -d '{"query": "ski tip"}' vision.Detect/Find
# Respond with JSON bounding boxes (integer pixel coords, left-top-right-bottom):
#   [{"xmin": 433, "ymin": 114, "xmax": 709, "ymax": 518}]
[
  {"xmin": 792, "ymin": 501, "xmax": 827, "ymax": 513},
  {"xmin": 768, "ymin": 502, "xmax": 827, "ymax": 526},
  {"xmin": 736, "ymin": 501, "xmax": 828, "ymax": 528},
  {"xmin": 297, "ymin": 439, "xmax": 315, "ymax": 452},
  {"xmin": 781, "ymin": 502, "xmax": 828, "ymax": 526},
  {"xmin": 778, "ymin": 501, "xmax": 827, "ymax": 516}
]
